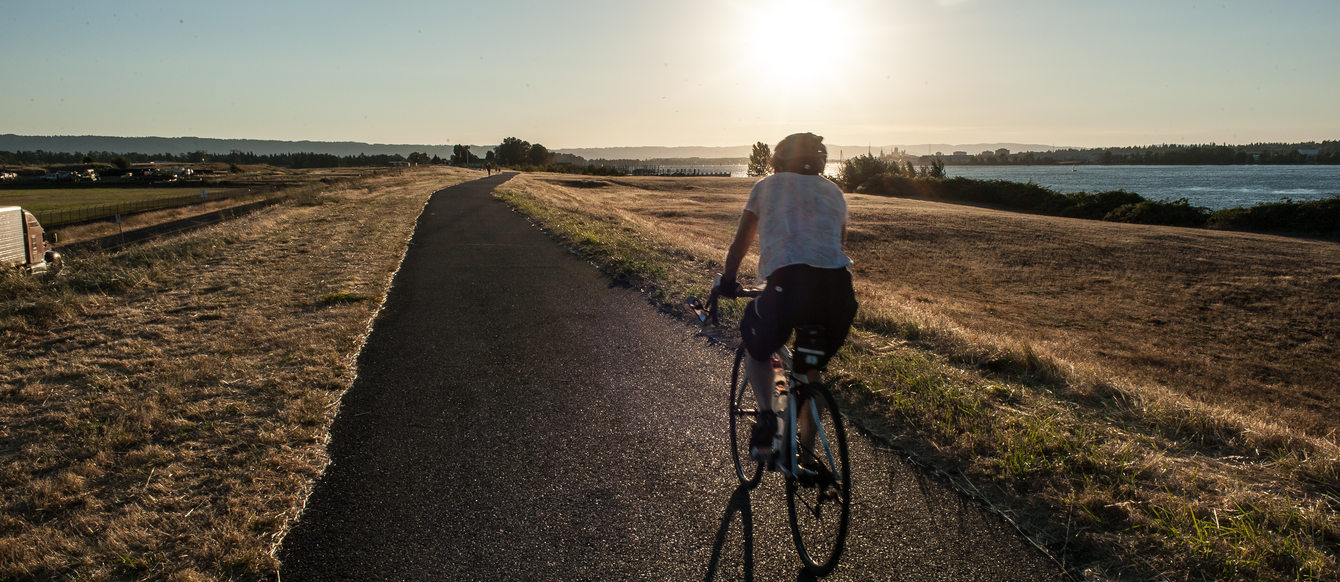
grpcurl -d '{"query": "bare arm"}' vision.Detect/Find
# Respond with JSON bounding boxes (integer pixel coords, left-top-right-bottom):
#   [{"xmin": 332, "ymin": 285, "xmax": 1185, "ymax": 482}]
[{"xmin": 721, "ymin": 210, "xmax": 758, "ymax": 284}]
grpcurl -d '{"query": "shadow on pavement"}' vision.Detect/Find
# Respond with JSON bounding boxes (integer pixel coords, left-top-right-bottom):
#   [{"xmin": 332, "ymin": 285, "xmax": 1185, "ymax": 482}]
[{"xmin": 705, "ymin": 485, "xmax": 756, "ymax": 581}]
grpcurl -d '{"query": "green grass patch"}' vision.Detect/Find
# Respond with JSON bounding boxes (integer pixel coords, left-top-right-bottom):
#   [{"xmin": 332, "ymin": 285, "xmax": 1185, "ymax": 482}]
[
  {"xmin": 0, "ymin": 187, "xmax": 245, "ymax": 213},
  {"xmin": 495, "ymin": 186, "xmax": 694, "ymax": 304}
]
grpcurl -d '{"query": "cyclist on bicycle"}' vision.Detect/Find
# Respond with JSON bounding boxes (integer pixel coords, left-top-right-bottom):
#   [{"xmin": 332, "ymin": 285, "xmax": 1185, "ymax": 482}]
[{"xmin": 718, "ymin": 132, "xmax": 858, "ymax": 463}]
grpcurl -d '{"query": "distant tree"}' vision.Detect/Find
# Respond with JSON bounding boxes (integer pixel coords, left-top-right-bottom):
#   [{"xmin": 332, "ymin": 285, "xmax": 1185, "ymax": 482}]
[
  {"xmin": 836, "ymin": 154, "xmax": 893, "ymax": 191},
  {"xmin": 451, "ymin": 144, "xmax": 473, "ymax": 165},
  {"xmin": 495, "ymin": 137, "xmax": 531, "ymax": 166},
  {"xmin": 407, "ymin": 151, "xmax": 431, "ymax": 165},
  {"xmin": 551, "ymin": 152, "xmax": 587, "ymax": 165},
  {"xmin": 929, "ymin": 157, "xmax": 946, "ymax": 178},
  {"xmin": 747, "ymin": 142, "xmax": 772, "ymax": 177},
  {"xmin": 527, "ymin": 143, "xmax": 551, "ymax": 166},
  {"xmin": 112, "ymin": 155, "xmax": 131, "ymax": 170}
]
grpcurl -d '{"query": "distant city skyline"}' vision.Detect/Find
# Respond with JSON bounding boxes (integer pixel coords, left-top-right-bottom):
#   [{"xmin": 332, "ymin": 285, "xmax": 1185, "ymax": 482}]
[{"xmin": 2, "ymin": 1, "xmax": 1337, "ymax": 150}]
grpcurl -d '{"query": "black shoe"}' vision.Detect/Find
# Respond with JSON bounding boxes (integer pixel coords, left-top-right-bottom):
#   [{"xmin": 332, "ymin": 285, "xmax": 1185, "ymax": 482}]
[
  {"xmin": 796, "ymin": 459, "xmax": 836, "ymax": 487},
  {"xmin": 749, "ymin": 415, "xmax": 777, "ymax": 462}
]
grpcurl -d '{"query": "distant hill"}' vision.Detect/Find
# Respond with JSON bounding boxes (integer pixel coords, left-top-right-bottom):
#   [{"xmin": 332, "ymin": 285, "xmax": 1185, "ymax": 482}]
[
  {"xmin": 0, "ymin": 134, "xmax": 1061, "ymax": 161},
  {"xmin": 0, "ymin": 134, "xmax": 456, "ymax": 158},
  {"xmin": 558, "ymin": 143, "xmax": 1061, "ymax": 161}
]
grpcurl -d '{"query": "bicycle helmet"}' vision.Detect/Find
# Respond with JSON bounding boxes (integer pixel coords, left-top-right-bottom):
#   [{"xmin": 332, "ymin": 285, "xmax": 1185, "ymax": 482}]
[{"xmin": 771, "ymin": 132, "xmax": 827, "ymax": 175}]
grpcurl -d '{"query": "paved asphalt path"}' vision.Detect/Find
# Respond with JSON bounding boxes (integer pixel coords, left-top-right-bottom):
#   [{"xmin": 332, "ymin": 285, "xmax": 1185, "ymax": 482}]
[{"xmin": 278, "ymin": 174, "xmax": 1069, "ymax": 580}]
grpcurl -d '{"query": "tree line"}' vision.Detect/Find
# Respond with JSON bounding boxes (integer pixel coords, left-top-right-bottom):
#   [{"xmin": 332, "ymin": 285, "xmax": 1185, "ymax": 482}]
[
  {"xmin": 961, "ymin": 141, "xmax": 1340, "ymax": 165},
  {"xmin": 1, "ymin": 135, "xmax": 581, "ymax": 172},
  {"xmin": 0, "ymin": 149, "xmax": 434, "ymax": 170}
]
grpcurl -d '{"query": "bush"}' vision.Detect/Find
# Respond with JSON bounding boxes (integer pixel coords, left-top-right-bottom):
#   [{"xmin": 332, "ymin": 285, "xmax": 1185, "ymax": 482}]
[
  {"xmin": 1104, "ymin": 198, "xmax": 1209, "ymax": 227},
  {"xmin": 934, "ymin": 178, "xmax": 1066, "ymax": 212},
  {"xmin": 855, "ymin": 173, "xmax": 920, "ymax": 197},
  {"xmin": 838, "ymin": 155, "xmax": 899, "ymax": 192},
  {"xmin": 1059, "ymin": 190, "xmax": 1145, "ymax": 220},
  {"xmin": 1207, "ymin": 197, "xmax": 1339, "ymax": 235}
]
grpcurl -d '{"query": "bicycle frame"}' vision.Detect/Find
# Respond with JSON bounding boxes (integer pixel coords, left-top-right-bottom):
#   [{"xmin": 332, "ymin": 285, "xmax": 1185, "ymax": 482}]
[{"xmin": 776, "ymin": 367, "xmax": 842, "ymax": 486}]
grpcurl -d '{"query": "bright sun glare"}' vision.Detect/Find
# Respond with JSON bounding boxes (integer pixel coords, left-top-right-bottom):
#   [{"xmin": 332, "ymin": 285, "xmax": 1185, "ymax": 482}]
[{"xmin": 741, "ymin": 0, "xmax": 849, "ymax": 95}]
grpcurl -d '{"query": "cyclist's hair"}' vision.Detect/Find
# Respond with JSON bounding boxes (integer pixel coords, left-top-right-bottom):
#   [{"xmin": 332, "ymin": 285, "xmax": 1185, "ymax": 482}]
[{"xmin": 771, "ymin": 132, "xmax": 827, "ymax": 175}]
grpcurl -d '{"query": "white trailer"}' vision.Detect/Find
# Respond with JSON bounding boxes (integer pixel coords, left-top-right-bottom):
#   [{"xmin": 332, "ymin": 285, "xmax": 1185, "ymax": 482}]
[{"xmin": 1, "ymin": 206, "xmax": 61, "ymax": 274}]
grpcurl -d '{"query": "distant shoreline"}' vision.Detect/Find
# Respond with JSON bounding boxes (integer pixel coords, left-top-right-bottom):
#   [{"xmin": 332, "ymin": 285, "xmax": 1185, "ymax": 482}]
[{"xmin": 7, "ymin": 134, "xmax": 1335, "ymax": 164}]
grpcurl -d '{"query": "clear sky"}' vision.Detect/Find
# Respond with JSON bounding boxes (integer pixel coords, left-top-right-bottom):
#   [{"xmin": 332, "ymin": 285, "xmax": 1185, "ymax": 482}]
[{"xmin": 2, "ymin": 0, "xmax": 1336, "ymax": 149}]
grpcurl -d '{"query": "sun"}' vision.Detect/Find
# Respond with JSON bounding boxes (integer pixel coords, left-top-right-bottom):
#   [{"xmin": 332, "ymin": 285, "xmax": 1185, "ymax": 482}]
[{"xmin": 739, "ymin": 0, "xmax": 850, "ymax": 94}]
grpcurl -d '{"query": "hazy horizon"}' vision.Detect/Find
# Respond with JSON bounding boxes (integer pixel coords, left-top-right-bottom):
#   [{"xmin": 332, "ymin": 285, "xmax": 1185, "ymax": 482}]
[
  {"xmin": 3, "ymin": 1, "xmax": 1337, "ymax": 150},
  {"xmin": 20, "ymin": 134, "xmax": 1329, "ymax": 163}
]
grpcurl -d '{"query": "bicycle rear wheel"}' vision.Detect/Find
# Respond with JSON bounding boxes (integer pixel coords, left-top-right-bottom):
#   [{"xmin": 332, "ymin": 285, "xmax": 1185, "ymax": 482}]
[
  {"xmin": 729, "ymin": 345, "xmax": 764, "ymax": 488},
  {"xmin": 785, "ymin": 382, "xmax": 851, "ymax": 576}
]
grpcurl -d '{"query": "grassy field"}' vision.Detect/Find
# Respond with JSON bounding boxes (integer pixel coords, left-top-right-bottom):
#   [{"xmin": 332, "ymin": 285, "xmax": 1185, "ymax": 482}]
[
  {"xmin": 1, "ymin": 167, "xmax": 1334, "ymax": 580},
  {"xmin": 0, "ymin": 166, "xmax": 478, "ymax": 580},
  {"xmin": 493, "ymin": 173, "xmax": 1339, "ymax": 581},
  {"xmin": 0, "ymin": 188, "xmax": 250, "ymax": 214}
]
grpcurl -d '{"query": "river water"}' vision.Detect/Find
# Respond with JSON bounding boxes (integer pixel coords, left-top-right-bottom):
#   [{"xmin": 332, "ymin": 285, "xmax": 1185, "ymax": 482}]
[
  {"xmin": 665, "ymin": 163, "xmax": 1340, "ymax": 211},
  {"xmin": 943, "ymin": 165, "xmax": 1340, "ymax": 210}
]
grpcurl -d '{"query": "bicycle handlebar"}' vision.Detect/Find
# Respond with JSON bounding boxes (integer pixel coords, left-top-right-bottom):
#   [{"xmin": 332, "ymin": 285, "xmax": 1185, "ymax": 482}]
[{"xmin": 690, "ymin": 274, "xmax": 762, "ymax": 326}]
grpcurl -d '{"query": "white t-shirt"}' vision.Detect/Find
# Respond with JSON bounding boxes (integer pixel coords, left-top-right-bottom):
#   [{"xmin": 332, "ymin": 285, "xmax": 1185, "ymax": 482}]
[{"xmin": 744, "ymin": 172, "xmax": 853, "ymax": 279}]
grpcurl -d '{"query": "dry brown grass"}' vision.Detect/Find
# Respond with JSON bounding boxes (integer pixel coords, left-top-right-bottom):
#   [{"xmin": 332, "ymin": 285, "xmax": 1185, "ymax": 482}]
[
  {"xmin": 505, "ymin": 173, "xmax": 1339, "ymax": 436},
  {"xmin": 47, "ymin": 194, "xmax": 275, "ymax": 246},
  {"xmin": 843, "ymin": 200, "xmax": 1340, "ymax": 438},
  {"xmin": 3, "ymin": 166, "xmax": 1333, "ymax": 580},
  {"xmin": 495, "ymin": 172, "xmax": 1339, "ymax": 581},
  {"xmin": 0, "ymin": 166, "xmax": 479, "ymax": 580}
]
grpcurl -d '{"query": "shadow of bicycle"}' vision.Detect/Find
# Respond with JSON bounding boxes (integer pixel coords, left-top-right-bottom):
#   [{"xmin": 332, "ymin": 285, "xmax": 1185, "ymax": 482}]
[
  {"xmin": 704, "ymin": 484, "xmax": 823, "ymax": 582},
  {"xmin": 704, "ymin": 484, "xmax": 756, "ymax": 581}
]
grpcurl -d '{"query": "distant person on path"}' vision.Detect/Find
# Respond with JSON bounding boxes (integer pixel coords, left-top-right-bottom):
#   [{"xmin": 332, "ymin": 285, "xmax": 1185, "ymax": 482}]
[{"xmin": 718, "ymin": 132, "xmax": 858, "ymax": 461}]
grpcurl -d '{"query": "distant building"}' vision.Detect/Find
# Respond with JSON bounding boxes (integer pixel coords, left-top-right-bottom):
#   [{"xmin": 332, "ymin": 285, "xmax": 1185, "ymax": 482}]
[
  {"xmin": 928, "ymin": 152, "xmax": 974, "ymax": 165},
  {"xmin": 1298, "ymin": 148, "xmax": 1320, "ymax": 158}
]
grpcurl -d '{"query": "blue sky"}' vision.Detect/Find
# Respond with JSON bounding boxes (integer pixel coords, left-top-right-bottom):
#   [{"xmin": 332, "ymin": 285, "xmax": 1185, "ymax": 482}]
[{"xmin": 2, "ymin": 0, "xmax": 1336, "ymax": 148}]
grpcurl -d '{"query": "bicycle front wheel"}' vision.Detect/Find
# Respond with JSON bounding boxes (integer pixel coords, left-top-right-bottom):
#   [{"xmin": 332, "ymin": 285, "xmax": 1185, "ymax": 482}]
[
  {"xmin": 729, "ymin": 345, "xmax": 764, "ymax": 488},
  {"xmin": 785, "ymin": 382, "xmax": 851, "ymax": 576}
]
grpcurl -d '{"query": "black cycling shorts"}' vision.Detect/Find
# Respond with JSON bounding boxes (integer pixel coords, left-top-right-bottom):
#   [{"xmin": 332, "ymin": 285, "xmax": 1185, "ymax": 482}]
[{"xmin": 740, "ymin": 264, "xmax": 858, "ymax": 369}]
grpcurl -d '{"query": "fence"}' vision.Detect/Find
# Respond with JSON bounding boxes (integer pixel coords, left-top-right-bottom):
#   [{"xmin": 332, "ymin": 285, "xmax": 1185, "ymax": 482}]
[
  {"xmin": 34, "ymin": 189, "xmax": 266, "ymax": 229},
  {"xmin": 57, "ymin": 198, "xmax": 284, "ymax": 253}
]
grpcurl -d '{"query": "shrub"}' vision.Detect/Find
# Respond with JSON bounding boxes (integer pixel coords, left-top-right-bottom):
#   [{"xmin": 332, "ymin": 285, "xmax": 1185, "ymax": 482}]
[
  {"xmin": 1104, "ymin": 198, "xmax": 1210, "ymax": 227},
  {"xmin": 1059, "ymin": 190, "xmax": 1146, "ymax": 220},
  {"xmin": 1208, "ymin": 197, "xmax": 1340, "ymax": 236},
  {"xmin": 935, "ymin": 178, "xmax": 1066, "ymax": 212},
  {"xmin": 837, "ymin": 155, "xmax": 899, "ymax": 192},
  {"xmin": 857, "ymin": 172, "xmax": 932, "ymax": 197}
]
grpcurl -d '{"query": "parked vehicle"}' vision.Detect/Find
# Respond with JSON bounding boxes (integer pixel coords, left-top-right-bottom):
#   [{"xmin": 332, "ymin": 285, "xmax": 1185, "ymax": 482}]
[
  {"xmin": 1, "ymin": 206, "xmax": 61, "ymax": 274},
  {"xmin": 41, "ymin": 171, "xmax": 77, "ymax": 182}
]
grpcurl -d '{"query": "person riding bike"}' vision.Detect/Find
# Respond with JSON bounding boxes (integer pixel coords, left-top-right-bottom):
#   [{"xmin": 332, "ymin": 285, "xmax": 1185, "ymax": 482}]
[{"xmin": 718, "ymin": 132, "xmax": 858, "ymax": 463}]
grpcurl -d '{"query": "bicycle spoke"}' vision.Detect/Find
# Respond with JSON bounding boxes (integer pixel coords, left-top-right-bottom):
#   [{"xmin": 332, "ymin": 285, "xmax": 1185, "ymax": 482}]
[{"xmin": 786, "ymin": 384, "xmax": 850, "ymax": 576}]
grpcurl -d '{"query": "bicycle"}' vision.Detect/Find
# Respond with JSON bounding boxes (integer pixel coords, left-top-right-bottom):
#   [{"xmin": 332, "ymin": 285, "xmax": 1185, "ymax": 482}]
[{"xmin": 689, "ymin": 275, "xmax": 852, "ymax": 576}]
